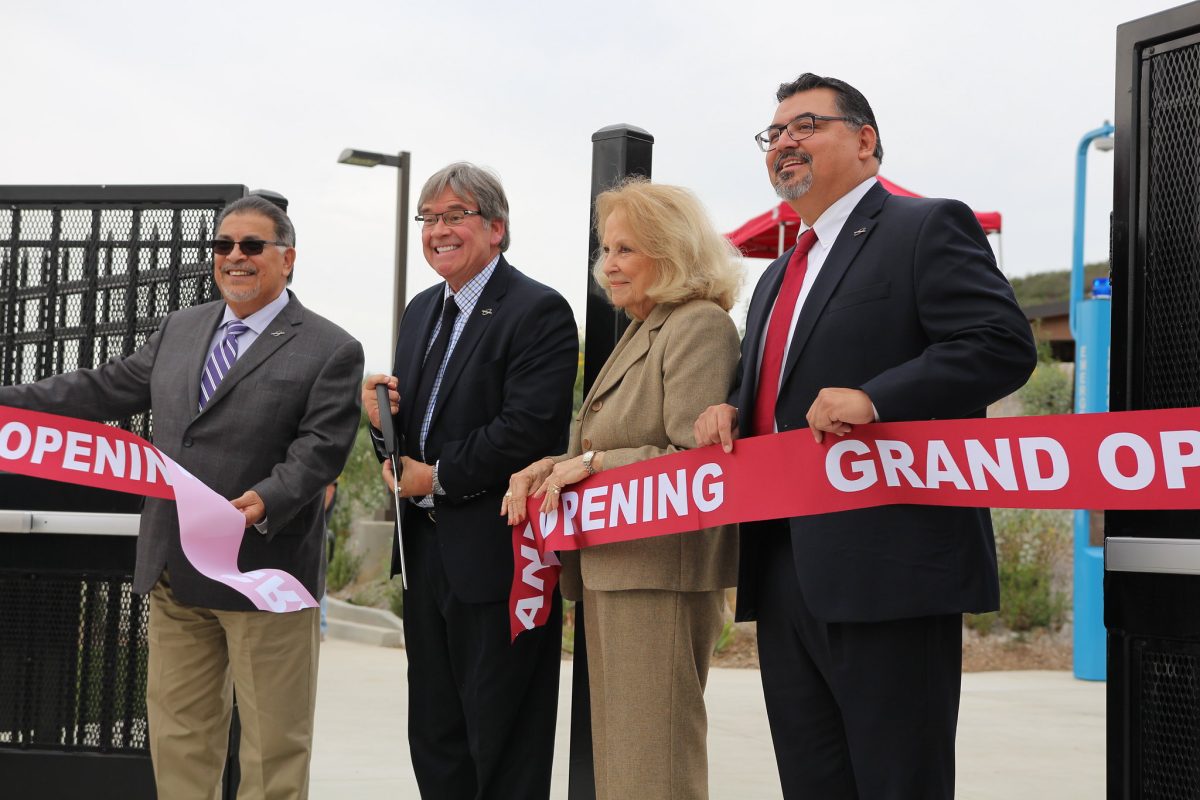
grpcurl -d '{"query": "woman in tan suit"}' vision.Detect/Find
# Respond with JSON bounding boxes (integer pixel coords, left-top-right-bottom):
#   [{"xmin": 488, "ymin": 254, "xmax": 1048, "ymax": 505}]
[{"xmin": 504, "ymin": 177, "xmax": 742, "ymax": 799}]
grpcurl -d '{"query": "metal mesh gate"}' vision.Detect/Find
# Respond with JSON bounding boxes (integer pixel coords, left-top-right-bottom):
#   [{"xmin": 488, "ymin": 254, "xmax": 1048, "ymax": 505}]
[
  {"xmin": 0, "ymin": 186, "xmax": 246, "ymax": 514},
  {"xmin": 1109, "ymin": 7, "xmax": 1200, "ymax": 798},
  {"xmin": 1134, "ymin": 639, "xmax": 1200, "ymax": 799},
  {"xmin": 0, "ymin": 188, "xmax": 244, "ymax": 435},
  {"xmin": 0, "ymin": 572, "xmax": 149, "ymax": 753},
  {"xmin": 0, "ymin": 186, "xmax": 250, "ymax": 796},
  {"xmin": 1140, "ymin": 37, "xmax": 1200, "ymax": 410}
]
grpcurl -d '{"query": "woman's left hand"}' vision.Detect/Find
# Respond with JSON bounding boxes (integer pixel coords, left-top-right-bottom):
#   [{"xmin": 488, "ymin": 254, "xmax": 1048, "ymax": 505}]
[{"xmin": 535, "ymin": 455, "xmax": 592, "ymax": 514}]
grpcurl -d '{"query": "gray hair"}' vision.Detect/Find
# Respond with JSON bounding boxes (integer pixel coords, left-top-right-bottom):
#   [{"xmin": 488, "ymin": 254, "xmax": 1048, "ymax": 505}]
[
  {"xmin": 215, "ymin": 195, "xmax": 297, "ymax": 247},
  {"xmin": 418, "ymin": 162, "xmax": 511, "ymax": 251}
]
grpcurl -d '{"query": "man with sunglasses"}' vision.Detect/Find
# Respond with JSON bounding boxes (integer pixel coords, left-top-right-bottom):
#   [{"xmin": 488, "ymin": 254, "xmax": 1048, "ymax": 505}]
[
  {"xmin": 363, "ymin": 162, "xmax": 576, "ymax": 799},
  {"xmin": 695, "ymin": 74, "xmax": 1036, "ymax": 798},
  {"xmin": 0, "ymin": 194, "xmax": 364, "ymax": 799}
]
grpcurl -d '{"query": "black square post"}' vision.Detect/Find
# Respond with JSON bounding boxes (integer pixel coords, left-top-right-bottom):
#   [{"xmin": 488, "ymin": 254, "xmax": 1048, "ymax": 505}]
[{"xmin": 570, "ymin": 124, "xmax": 653, "ymax": 800}]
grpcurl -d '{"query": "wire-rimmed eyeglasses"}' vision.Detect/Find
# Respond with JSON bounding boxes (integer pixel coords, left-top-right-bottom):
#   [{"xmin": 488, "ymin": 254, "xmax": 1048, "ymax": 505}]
[{"xmin": 414, "ymin": 209, "xmax": 483, "ymax": 227}]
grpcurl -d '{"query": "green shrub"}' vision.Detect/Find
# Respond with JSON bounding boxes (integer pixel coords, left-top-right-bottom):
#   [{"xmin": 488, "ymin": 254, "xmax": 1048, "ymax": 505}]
[
  {"xmin": 386, "ymin": 577, "xmax": 404, "ymax": 618},
  {"xmin": 713, "ymin": 619, "xmax": 737, "ymax": 655},
  {"xmin": 326, "ymin": 533, "xmax": 361, "ymax": 593},
  {"xmin": 330, "ymin": 413, "xmax": 389, "ymax": 539},
  {"xmin": 561, "ymin": 599, "xmax": 576, "ymax": 655},
  {"xmin": 980, "ymin": 508, "xmax": 1071, "ymax": 633},
  {"xmin": 1017, "ymin": 344, "xmax": 1073, "ymax": 417}
]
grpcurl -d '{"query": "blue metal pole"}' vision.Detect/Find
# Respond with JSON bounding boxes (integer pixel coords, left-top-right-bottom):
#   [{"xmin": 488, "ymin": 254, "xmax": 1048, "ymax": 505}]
[
  {"xmin": 1069, "ymin": 123, "xmax": 1115, "ymax": 340},
  {"xmin": 1070, "ymin": 122, "xmax": 1113, "ymax": 682}
]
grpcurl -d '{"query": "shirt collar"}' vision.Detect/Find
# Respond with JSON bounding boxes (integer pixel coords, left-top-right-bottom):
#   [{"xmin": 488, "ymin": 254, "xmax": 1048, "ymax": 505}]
[
  {"xmin": 442, "ymin": 254, "xmax": 499, "ymax": 316},
  {"xmin": 800, "ymin": 176, "xmax": 878, "ymax": 248},
  {"xmin": 222, "ymin": 288, "xmax": 291, "ymax": 333}
]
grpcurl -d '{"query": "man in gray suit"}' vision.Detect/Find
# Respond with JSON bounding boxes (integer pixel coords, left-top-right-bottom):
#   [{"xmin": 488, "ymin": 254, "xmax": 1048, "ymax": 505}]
[{"xmin": 0, "ymin": 195, "xmax": 364, "ymax": 799}]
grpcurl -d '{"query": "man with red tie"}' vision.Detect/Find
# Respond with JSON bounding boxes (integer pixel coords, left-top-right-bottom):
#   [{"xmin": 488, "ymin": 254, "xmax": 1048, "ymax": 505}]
[{"xmin": 695, "ymin": 74, "xmax": 1036, "ymax": 798}]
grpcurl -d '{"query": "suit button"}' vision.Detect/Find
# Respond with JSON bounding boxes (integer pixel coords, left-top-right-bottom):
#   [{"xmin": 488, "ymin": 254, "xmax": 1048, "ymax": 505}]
[
  {"xmin": 582, "ymin": 438, "xmax": 592, "ymax": 450},
  {"xmin": 591, "ymin": 400, "xmax": 603, "ymax": 412},
  {"xmin": 182, "ymin": 437, "xmax": 193, "ymax": 447}
]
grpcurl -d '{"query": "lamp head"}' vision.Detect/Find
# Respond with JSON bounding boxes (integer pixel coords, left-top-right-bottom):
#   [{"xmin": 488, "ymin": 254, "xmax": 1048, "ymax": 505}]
[{"xmin": 338, "ymin": 148, "xmax": 386, "ymax": 168}]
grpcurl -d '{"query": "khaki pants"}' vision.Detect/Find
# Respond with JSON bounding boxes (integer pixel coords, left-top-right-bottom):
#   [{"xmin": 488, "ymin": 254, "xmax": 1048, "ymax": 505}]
[
  {"xmin": 583, "ymin": 586, "xmax": 726, "ymax": 800},
  {"xmin": 147, "ymin": 574, "xmax": 320, "ymax": 800}
]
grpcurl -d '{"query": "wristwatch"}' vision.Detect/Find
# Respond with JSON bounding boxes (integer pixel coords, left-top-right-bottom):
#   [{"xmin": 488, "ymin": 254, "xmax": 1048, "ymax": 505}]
[{"xmin": 582, "ymin": 450, "xmax": 598, "ymax": 475}]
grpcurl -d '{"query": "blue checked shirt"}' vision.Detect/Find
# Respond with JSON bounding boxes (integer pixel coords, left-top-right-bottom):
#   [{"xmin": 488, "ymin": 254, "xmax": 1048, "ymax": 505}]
[{"xmin": 414, "ymin": 255, "xmax": 498, "ymax": 507}]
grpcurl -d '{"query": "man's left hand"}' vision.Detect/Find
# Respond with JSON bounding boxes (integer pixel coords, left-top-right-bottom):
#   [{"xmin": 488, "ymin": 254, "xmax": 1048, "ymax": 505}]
[
  {"xmin": 231, "ymin": 490, "xmax": 266, "ymax": 527},
  {"xmin": 806, "ymin": 388, "xmax": 875, "ymax": 443}
]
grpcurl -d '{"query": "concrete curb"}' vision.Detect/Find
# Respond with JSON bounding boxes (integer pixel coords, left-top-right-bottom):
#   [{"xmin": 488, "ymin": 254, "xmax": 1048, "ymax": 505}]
[{"xmin": 325, "ymin": 597, "xmax": 404, "ymax": 648}]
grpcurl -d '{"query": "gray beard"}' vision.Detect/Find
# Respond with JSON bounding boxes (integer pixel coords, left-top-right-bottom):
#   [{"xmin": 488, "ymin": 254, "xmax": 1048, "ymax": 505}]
[{"xmin": 774, "ymin": 170, "xmax": 812, "ymax": 201}]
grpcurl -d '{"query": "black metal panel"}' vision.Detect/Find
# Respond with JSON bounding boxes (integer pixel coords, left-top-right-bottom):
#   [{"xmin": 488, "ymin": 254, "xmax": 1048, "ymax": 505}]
[
  {"xmin": 1108, "ymin": 571, "xmax": 1200, "ymax": 798},
  {"xmin": 583, "ymin": 125, "xmax": 653, "ymax": 394},
  {"xmin": 1109, "ymin": 5, "xmax": 1200, "ymax": 798},
  {"xmin": 0, "ymin": 184, "xmax": 247, "ymax": 513},
  {"xmin": 1131, "ymin": 637, "xmax": 1200, "ymax": 799},
  {"xmin": 0, "ymin": 750, "xmax": 155, "ymax": 799},
  {"xmin": 1109, "ymin": 12, "xmax": 1200, "ymax": 545},
  {"xmin": 0, "ymin": 542, "xmax": 148, "ymax": 757},
  {"xmin": 569, "ymin": 127, "xmax": 655, "ymax": 800}
]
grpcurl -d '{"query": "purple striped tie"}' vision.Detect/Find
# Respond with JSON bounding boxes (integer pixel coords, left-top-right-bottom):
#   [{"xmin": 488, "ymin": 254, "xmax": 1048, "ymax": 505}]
[{"xmin": 199, "ymin": 321, "xmax": 250, "ymax": 410}]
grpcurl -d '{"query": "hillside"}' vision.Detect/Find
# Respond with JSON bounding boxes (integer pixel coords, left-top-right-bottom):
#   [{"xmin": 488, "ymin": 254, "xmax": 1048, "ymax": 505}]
[{"xmin": 1009, "ymin": 262, "xmax": 1109, "ymax": 308}]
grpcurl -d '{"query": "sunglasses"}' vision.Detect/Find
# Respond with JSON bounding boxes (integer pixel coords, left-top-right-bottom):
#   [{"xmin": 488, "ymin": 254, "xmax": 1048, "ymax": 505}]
[{"xmin": 209, "ymin": 239, "xmax": 289, "ymax": 256}]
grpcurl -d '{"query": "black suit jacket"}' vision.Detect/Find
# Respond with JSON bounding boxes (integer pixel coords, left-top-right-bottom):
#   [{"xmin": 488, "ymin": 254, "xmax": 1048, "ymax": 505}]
[
  {"xmin": 734, "ymin": 182, "xmax": 1037, "ymax": 623},
  {"xmin": 385, "ymin": 256, "xmax": 578, "ymax": 603}
]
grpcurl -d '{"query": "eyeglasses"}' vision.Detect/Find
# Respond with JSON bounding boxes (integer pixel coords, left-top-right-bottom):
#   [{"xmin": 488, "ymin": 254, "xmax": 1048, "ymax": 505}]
[
  {"xmin": 414, "ymin": 209, "xmax": 483, "ymax": 227},
  {"xmin": 755, "ymin": 114, "xmax": 850, "ymax": 152},
  {"xmin": 209, "ymin": 239, "xmax": 289, "ymax": 256}
]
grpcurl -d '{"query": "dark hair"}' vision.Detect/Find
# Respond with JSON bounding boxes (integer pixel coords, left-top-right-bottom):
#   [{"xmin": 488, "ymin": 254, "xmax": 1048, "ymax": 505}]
[
  {"xmin": 418, "ymin": 162, "xmax": 511, "ymax": 252},
  {"xmin": 776, "ymin": 73, "xmax": 883, "ymax": 163},
  {"xmin": 215, "ymin": 195, "xmax": 297, "ymax": 247}
]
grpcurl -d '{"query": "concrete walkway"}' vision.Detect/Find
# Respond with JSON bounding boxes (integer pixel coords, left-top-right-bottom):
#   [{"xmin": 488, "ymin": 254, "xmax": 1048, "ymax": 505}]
[{"xmin": 311, "ymin": 638, "xmax": 1104, "ymax": 799}]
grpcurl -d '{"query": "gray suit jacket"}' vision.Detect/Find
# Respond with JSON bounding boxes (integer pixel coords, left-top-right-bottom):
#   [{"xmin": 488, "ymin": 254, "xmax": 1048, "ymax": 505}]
[{"xmin": 0, "ymin": 290, "xmax": 364, "ymax": 609}]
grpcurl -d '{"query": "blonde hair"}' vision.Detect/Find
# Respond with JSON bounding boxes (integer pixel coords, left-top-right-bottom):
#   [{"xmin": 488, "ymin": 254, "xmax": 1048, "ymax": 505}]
[{"xmin": 592, "ymin": 177, "xmax": 742, "ymax": 312}]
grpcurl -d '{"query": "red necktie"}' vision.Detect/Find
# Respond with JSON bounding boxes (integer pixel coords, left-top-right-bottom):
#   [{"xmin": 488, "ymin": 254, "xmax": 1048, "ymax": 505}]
[{"xmin": 752, "ymin": 228, "xmax": 819, "ymax": 436}]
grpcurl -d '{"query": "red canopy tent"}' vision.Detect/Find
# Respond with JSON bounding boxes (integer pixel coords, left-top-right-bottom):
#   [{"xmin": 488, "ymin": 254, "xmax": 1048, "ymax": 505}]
[{"xmin": 726, "ymin": 176, "xmax": 1002, "ymax": 260}]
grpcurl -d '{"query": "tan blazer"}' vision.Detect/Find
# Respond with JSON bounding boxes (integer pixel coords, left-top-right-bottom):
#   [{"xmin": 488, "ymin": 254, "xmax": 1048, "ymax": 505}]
[{"xmin": 559, "ymin": 298, "xmax": 740, "ymax": 599}]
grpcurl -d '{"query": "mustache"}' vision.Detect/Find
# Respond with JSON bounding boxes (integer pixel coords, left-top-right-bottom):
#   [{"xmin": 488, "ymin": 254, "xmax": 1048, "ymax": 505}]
[{"xmin": 774, "ymin": 152, "xmax": 811, "ymax": 175}]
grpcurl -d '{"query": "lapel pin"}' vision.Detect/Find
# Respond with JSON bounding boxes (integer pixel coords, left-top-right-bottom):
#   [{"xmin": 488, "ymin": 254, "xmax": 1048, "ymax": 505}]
[
  {"xmin": 481, "ymin": 308, "xmax": 493, "ymax": 316},
  {"xmin": 853, "ymin": 227, "xmax": 867, "ymax": 237},
  {"xmin": 270, "ymin": 331, "xmax": 285, "ymax": 337}
]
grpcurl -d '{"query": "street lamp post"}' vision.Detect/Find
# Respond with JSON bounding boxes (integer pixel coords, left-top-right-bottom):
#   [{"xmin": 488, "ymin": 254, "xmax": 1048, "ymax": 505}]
[
  {"xmin": 337, "ymin": 148, "xmax": 411, "ymax": 347},
  {"xmin": 1069, "ymin": 122, "xmax": 1114, "ymax": 682}
]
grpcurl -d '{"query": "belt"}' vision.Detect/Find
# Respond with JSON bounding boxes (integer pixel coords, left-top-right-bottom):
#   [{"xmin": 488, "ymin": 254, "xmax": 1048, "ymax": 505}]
[{"xmin": 407, "ymin": 500, "xmax": 436, "ymax": 526}]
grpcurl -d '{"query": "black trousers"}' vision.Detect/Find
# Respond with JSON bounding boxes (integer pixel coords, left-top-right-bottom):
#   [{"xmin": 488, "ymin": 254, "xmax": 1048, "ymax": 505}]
[
  {"xmin": 403, "ymin": 511, "xmax": 562, "ymax": 800},
  {"xmin": 754, "ymin": 520, "xmax": 961, "ymax": 800}
]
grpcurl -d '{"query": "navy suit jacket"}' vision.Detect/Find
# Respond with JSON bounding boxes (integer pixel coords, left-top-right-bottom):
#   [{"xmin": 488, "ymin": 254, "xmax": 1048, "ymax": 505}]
[
  {"xmin": 734, "ymin": 182, "xmax": 1037, "ymax": 623},
  {"xmin": 384, "ymin": 256, "xmax": 578, "ymax": 603}
]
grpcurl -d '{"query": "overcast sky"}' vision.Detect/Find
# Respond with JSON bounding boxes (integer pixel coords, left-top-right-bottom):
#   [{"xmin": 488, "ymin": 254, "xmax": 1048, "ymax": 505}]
[{"xmin": 2, "ymin": 0, "xmax": 1176, "ymax": 371}]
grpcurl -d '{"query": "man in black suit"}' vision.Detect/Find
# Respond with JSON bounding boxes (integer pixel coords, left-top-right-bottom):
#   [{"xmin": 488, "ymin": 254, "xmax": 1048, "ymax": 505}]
[
  {"xmin": 695, "ymin": 74, "xmax": 1037, "ymax": 798},
  {"xmin": 363, "ymin": 162, "xmax": 577, "ymax": 799}
]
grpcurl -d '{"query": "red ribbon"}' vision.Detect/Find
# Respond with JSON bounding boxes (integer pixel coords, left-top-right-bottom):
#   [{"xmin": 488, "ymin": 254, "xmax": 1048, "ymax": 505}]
[
  {"xmin": 0, "ymin": 405, "xmax": 317, "ymax": 612},
  {"xmin": 509, "ymin": 407, "xmax": 1200, "ymax": 639}
]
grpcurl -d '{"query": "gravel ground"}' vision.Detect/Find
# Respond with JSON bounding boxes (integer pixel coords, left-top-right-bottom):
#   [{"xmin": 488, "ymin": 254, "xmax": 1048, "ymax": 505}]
[{"xmin": 710, "ymin": 621, "xmax": 1073, "ymax": 672}]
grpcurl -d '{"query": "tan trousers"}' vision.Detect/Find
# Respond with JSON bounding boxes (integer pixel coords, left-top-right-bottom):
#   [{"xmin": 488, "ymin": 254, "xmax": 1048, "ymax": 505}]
[
  {"xmin": 147, "ymin": 574, "xmax": 320, "ymax": 800},
  {"xmin": 583, "ymin": 586, "xmax": 726, "ymax": 800}
]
